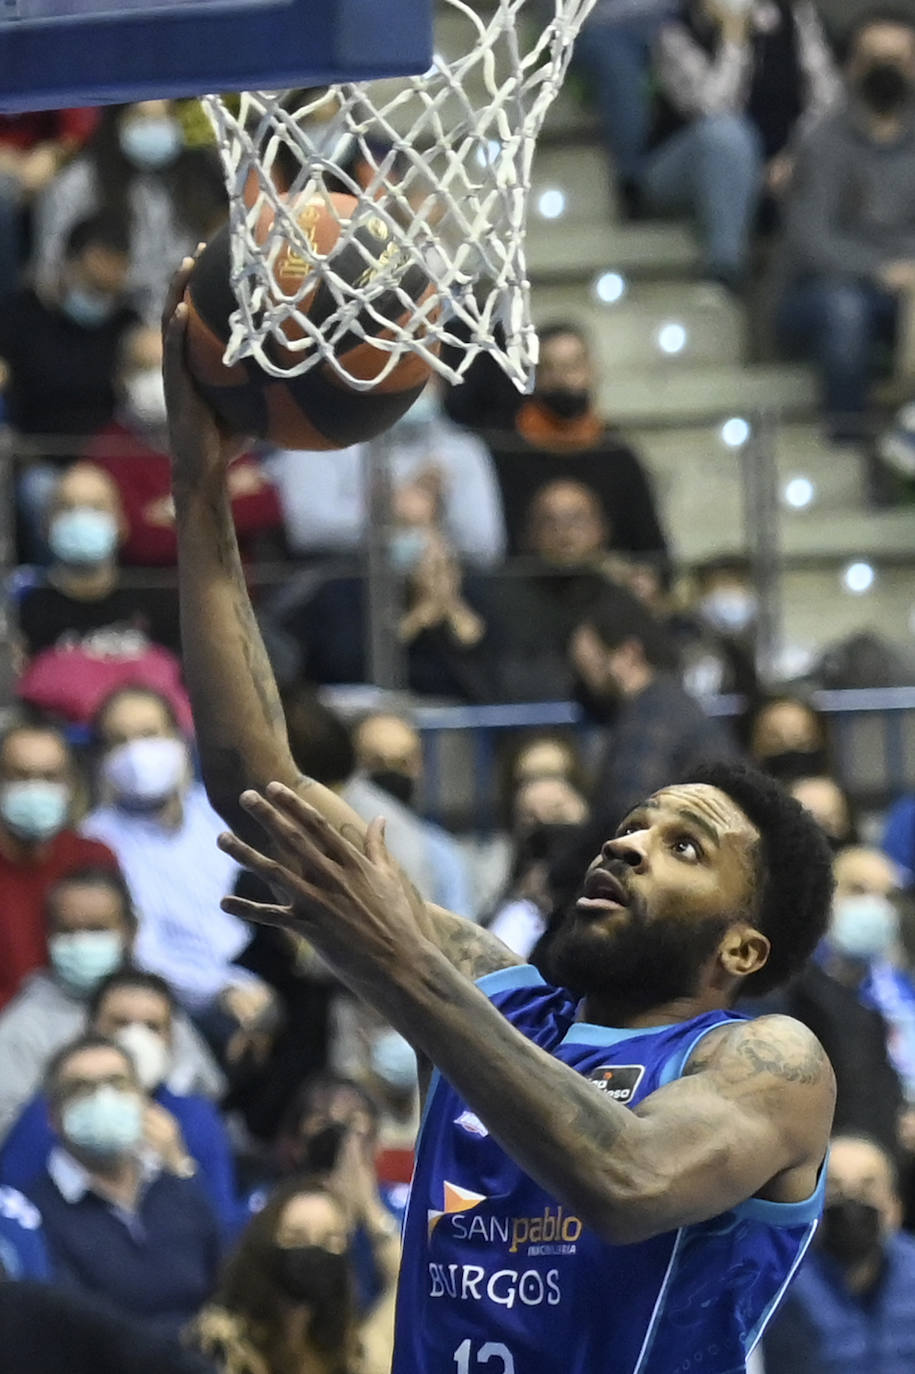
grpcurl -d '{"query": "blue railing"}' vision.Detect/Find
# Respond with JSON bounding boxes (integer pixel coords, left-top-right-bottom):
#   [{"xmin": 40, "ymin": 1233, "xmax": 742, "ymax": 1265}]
[{"xmin": 411, "ymin": 689, "xmax": 915, "ymax": 831}]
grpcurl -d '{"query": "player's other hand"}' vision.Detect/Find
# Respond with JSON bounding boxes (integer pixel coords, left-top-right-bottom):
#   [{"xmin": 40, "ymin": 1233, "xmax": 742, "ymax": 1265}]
[
  {"xmin": 216, "ymin": 783, "xmax": 436, "ymax": 1001},
  {"xmin": 162, "ymin": 251, "xmax": 250, "ymax": 487}
]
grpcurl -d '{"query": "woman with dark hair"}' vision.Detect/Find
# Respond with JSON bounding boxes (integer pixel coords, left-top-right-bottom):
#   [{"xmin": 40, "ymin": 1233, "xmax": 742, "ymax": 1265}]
[
  {"xmin": 33, "ymin": 100, "xmax": 225, "ymax": 323},
  {"xmin": 189, "ymin": 1176, "xmax": 394, "ymax": 1374}
]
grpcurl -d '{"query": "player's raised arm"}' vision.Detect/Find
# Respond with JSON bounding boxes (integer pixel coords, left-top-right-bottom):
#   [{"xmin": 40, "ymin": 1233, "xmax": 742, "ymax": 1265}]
[
  {"xmin": 163, "ymin": 260, "xmax": 520, "ymax": 979},
  {"xmin": 216, "ymin": 784, "xmax": 835, "ymax": 1245}
]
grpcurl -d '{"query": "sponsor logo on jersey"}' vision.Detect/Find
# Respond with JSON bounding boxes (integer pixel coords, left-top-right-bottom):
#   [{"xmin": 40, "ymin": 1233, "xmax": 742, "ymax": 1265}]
[
  {"xmin": 429, "ymin": 1181, "xmax": 583, "ymax": 1257},
  {"xmin": 588, "ymin": 1064, "xmax": 645, "ymax": 1103},
  {"xmin": 427, "ymin": 1262, "xmax": 562, "ymax": 1308},
  {"xmin": 428, "ymin": 1181, "xmax": 488, "ymax": 1239},
  {"xmin": 454, "ymin": 1110, "xmax": 489, "ymax": 1138}
]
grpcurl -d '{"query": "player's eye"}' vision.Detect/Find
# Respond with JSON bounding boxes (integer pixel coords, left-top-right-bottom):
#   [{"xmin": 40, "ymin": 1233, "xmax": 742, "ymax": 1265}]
[
  {"xmin": 671, "ymin": 834, "xmax": 702, "ymax": 861},
  {"xmin": 616, "ymin": 817, "xmax": 644, "ymax": 838}
]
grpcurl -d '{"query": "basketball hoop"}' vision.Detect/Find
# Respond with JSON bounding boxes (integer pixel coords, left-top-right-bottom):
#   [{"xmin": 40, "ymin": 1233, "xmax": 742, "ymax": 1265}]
[{"xmin": 202, "ymin": 0, "xmax": 596, "ymax": 393}]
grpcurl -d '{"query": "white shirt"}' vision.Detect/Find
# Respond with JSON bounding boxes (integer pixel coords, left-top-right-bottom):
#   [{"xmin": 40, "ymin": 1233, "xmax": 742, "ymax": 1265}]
[
  {"xmin": 82, "ymin": 784, "xmax": 249, "ymax": 1010},
  {"xmin": 267, "ymin": 418, "xmax": 506, "ymax": 567}
]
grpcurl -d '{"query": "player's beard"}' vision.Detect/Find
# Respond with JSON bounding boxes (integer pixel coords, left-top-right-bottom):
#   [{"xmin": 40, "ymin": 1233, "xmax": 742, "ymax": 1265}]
[{"xmin": 541, "ymin": 888, "xmax": 732, "ymax": 1017}]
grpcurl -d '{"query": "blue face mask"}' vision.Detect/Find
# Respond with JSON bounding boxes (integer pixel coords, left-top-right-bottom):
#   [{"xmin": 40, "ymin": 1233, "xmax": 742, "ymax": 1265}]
[
  {"xmin": 119, "ymin": 117, "xmax": 182, "ymax": 170},
  {"xmin": 370, "ymin": 1029, "xmax": 417, "ymax": 1091},
  {"xmin": 49, "ymin": 508, "xmax": 119, "ymax": 566},
  {"xmin": 62, "ymin": 286, "xmax": 117, "ymax": 328},
  {"xmin": 0, "ymin": 780, "xmax": 70, "ymax": 842},
  {"xmin": 396, "ymin": 387, "xmax": 440, "ymax": 429},
  {"xmin": 388, "ymin": 528, "xmax": 429, "ymax": 573},
  {"xmin": 49, "ymin": 930, "xmax": 125, "ymax": 997},
  {"xmin": 62, "ymin": 1084, "xmax": 143, "ymax": 1159},
  {"xmin": 831, "ymin": 893, "xmax": 899, "ymax": 961}
]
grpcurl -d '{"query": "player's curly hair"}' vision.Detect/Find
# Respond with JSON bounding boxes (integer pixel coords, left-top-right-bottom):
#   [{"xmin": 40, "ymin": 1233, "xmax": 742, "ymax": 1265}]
[{"xmin": 680, "ymin": 760, "xmax": 835, "ymax": 997}]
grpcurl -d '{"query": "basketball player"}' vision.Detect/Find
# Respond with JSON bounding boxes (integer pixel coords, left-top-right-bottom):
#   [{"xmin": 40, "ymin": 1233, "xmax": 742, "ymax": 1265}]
[{"xmin": 164, "ymin": 261, "xmax": 836, "ymax": 1373}]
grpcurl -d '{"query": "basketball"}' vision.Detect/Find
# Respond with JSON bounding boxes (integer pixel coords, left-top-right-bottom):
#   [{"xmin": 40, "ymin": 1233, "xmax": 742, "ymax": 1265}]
[{"xmin": 183, "ymin": 191, "xmax": 437, "ymax": 450}]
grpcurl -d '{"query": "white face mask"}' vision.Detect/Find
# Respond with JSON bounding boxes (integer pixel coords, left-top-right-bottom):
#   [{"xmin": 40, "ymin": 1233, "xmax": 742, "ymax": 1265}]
[
  {"xmin": 115, "ymin": 1021, "xmax": 171, "ymax": 1092},
  {"xmin": 102, "ymin": 736, "xmax": 187, "ymax": 813},
  {"xmin": 831, "ymin": 893, "xmax": 899, "ymax": 961},
  {"xmin": 699, "ymin": 588, "xmax": 757, "ymax": 635},
  {"xmin": 124, "ymin": 368, "xmax": 167, "ymax": 430}
]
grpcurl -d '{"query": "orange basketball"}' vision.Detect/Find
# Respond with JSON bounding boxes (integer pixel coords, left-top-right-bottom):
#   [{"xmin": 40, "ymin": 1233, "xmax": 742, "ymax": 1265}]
[{"xmin": 183, "ymin": 192, "xmax": 437, "ymax": 450}]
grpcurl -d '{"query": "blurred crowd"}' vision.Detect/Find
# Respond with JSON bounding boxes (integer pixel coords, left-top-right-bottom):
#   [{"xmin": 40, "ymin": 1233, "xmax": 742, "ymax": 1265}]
[{"xmin": 0, "ymin": 10, "xmax": 912, "ymax": 1373}]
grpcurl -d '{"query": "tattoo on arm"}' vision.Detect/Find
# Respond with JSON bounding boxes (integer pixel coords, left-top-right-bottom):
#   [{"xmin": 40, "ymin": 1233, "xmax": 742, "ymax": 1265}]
[
  {"xmin": 684, "ymin": 1017, "xmax": 832, "ymax": 1089},
  {"xmin": 435, "ymin": 913, "xmax": 521, "ymax": 980}
]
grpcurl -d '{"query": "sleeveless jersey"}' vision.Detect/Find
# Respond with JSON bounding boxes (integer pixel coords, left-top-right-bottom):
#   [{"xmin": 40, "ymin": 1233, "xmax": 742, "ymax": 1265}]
[{"xmin": 392, "ymin": 965, "xmax": 824, "ymax": 1374}]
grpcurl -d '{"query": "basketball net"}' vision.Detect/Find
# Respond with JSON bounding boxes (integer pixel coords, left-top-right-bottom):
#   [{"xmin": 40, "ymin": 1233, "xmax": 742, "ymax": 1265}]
[{"xmin": 202, "ymin": 0, "xmax": 596, "ymax": 393}]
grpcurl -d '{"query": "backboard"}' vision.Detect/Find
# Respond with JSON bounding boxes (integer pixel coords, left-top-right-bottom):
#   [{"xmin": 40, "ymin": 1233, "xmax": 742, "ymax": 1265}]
[{"xmin": 0, "ymin": 0, "xmax": 432, "ymax": 111}]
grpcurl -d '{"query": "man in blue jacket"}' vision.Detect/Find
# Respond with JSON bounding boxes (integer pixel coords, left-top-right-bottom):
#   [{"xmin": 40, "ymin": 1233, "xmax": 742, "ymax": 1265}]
[
  {"xmin": 1, "ymin": 968, "xmax": 241, "ymax": 1236},
  {"xmin": 764, "ymin": 1132, "xmax": 915, "ymax": 1371}
]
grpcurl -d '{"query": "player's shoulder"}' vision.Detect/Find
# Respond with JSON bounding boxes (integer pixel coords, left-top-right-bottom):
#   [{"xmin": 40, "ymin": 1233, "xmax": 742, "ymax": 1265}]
[{"xmin": 685, "ymin": 1014, "xmax": 835, "ymax": 1096}]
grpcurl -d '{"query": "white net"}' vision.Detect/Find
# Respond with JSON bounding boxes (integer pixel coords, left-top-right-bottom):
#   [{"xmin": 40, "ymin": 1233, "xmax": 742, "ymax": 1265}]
[{"xmin": 202, "ymin": 0, "xmax": 596, "ymax": 393}]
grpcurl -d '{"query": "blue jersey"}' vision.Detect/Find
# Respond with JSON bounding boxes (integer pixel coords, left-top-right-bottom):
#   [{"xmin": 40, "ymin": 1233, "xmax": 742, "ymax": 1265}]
[{"xmin": 393, "ymin": 965, "xmax": 824, "ymax": 1374}]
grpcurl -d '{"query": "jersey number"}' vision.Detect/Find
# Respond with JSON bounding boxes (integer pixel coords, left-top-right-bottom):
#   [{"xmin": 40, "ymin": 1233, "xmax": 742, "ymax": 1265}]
[{"xmin": 453, "ymin": 1340, "xmax": 515, "ymax": 1374}]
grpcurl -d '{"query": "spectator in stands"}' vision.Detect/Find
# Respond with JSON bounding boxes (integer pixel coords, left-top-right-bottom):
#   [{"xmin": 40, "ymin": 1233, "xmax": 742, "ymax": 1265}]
[
  {"xmin": 82, "ymin": 685, "xmax": 274, "ymax": 1033},
  {"xmin": 763, "ymin": 1133, "xmax": 915, "ymax": 1372},
  {"xmin": 485, "ymin": 322, "xmax": 669, "ymax": 565},
  {"xmin": 0, "ymin": 720, "xmax": 119, "ymax": 1010},
  {"xmin": 26, "ymin": 1034, "xmax": 221, "ymax": 1335},
  {"xmin": 3, "ymin": 969, "xmax": 239, "ymax": 1236},
  {"xmin": 16, "ymin": 461, "xmax": 181, "ymax": 660},
  {"xmin": 504, "ymin": 730, "xmax": 587, "ymax": 793},
  {"xmin": 570, "ymin": 0, "xmax": 680, "ymax": 217},
  {"xmin": 790, "ymin": 774, "xmax": 857, "ymax": 851},
  {"xmin": 643, "ymin": 0, "xmax": 838, "ymax": 288},
  {"xmin": 33, "ymin": 100, "xmax": 224, "ymax": 325},
  {"xmin": 777, "ymin": 10, "xmax": 915, "ymax": 439},
  {"xmin": 462, "ymin": 479, "xmax": 649, "ymax": 701},
  {"xmin": 246, "ymin": 1075, "xmax": 405, "ymax": 1308},
  {"xmin": 351, "ymin": 710, "xmax": 474, "ymax": 916},
  {"xmin": 488, "ymin": 772, "xmax": 592, "ymax": 959},
  {"xmin": 0, "ymin": 212, "xmax": 137, "ymax": 445},
  {"xmin": 268, "ymin": 381, "xmax": 506, "ymax": 567},
  {"xmin": 819, "ymin": 845, "xmax": 915, "ymax": 1098},
  {"xmin": 0, "ymin": 866, "xmax": 222, "ymax": 1145},
  {"xmin": 569, "ymin": 584, "xmax": 740, "ymax": 827},
  {"xmin": 87, "ymin": 332, "xmax": 283, "ymax": 566},
  {"xmin": 0, "ymin": 107, "xmax": 98, "ymax": 304},
  {"xmin": 0, "ymin": 1182, "xmax": 50, "ymax": 1281},
  {"xmin": 746, "ymin": 692, "xmax": 831, "ymax": 782},
  {"xmin": 191, "ymin": 1175, "xmax": 396, "ymax": 1374},
  {"xmin": 266, "ymin": 482, "xmax": 493, "ymax": 699},
  {"xmin": 667, "ymin": 554, "xmax": 760, "ymax": 698},
  {"xmin": 742, "ymin": 845, "xmax": 903, "ymax": 1156},
  {"xmin": 884, "ymin": 790, "xmax": 915, "ymax": 889}
]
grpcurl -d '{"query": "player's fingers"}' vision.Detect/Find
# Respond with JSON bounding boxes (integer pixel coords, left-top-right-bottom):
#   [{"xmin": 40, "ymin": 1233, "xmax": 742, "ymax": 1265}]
[
  {"xmin": 162, "ymin": 255, "xmax": 196, "ymax": 336},
  {"xmin": 260, "ymin": 783, "xmax": 361, "ymax": 866},
  {"xmin": 363, "ymin": 816, "xmax": 390, "ymax": 869},
  {"xmin": 216, "ymin": 827, "xmax": 301, "ymax": 891},
  {"xmin": 238, "ymin": 788, "xmax": 341, "ymax": 872},
  {"xmin": 220, "ymin": 895, "xmax": 300, "ymax": 930}
]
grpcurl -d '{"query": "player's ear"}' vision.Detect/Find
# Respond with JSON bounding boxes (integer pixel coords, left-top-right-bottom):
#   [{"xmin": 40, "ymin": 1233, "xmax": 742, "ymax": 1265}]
[{"xmin": 718, "ymin": 923, "xmax": 770, "ymax": 980}]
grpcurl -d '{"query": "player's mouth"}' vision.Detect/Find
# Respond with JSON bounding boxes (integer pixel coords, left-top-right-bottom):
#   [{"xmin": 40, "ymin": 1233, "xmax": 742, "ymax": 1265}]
[{"xmin": 576, "ymin": 867, "xmax": 629, "ymax": 914}]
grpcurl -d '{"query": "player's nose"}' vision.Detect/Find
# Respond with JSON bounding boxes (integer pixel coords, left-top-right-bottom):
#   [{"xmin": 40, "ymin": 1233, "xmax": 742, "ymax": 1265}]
[{"xmin": 601, "ymin": 831, "xmax": 649, "ymax": 868}]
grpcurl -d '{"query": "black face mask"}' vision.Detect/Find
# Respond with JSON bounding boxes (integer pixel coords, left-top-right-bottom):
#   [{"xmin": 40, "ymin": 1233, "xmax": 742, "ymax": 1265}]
[
  {"xmin": 858, "ymin": 62, "xmax": 912, "ymax": 115},
  {"xmin": 516, "ymin": 822, "xmax": 584, "ymax": 869},
  {"xmin": 298, "ymin": 1121, "xmax": 348, "ymax": 1174},
  {"xmin": 759, "ymin": 747, "xmax": 829, "ymax": 783},
  {"xmin": 535, "ymin": 388, "xmax": 591, "ymax": 422},
  {"xmin": 819, "ymin": 1199, "xmax": 883, "ymax": 1266},
  {"xmin": 367, "ymin": 769, "xmax": 415, "ymax": 809},
  {"xmin": 272, "ymin": 1243, "xmax": 350, "ymax": 1309}
]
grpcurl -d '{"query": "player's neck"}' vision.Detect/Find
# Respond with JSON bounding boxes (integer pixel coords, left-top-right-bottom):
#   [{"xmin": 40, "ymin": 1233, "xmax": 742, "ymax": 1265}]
[{"xmin": 580, "ymin": 990, "xmax": 724, "ymax": 1030}]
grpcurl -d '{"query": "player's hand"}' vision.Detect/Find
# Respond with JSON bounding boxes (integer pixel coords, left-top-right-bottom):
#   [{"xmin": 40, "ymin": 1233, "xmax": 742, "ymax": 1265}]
[
  {"xmin": 162, "ymin": 251, "xmax": 250, "ymax": 488},
  {"xmin": 216, "ymin": 783, "xmax": 436, "ymax": 1001}
]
